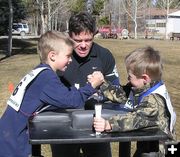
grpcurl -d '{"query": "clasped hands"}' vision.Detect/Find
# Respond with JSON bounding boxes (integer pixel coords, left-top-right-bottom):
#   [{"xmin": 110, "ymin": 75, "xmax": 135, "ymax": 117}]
[{"xmin": 87, "ymin": 71, "xmax": 104, "ymax": 89}]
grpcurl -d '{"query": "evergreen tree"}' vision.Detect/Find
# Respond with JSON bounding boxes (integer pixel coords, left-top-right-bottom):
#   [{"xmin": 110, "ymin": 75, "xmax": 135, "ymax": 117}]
[{"xmin": 0, "ymin": 0, "xmax": 27, "ymax": 35}]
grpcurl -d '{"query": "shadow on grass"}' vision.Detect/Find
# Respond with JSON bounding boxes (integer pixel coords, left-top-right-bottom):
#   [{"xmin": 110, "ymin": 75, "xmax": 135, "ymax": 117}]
[{"xmin": 0, "ymin": 37, "xmax": 38, "ymax": 61}]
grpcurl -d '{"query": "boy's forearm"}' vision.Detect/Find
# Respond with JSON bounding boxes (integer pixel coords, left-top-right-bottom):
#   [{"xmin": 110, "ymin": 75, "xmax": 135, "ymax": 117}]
[
  {"xmin": 100, "ymin": 81, "xmax": 127, "ymax": 103},
  {"xmin": 108, "ymin": 100, "xmax": 159, "ymax": 132}
]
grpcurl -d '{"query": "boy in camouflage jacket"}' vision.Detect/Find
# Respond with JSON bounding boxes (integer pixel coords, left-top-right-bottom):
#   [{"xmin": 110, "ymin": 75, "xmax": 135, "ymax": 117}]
[{"xmin": 93, "ymin": 46, "xmax": 176, "ymax": 156}]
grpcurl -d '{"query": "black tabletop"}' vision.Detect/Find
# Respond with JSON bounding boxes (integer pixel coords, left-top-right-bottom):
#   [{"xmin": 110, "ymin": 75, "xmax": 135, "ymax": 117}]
[{"xmin": 29, "ymin": 121, "xmax": 168, "ymax": 144}]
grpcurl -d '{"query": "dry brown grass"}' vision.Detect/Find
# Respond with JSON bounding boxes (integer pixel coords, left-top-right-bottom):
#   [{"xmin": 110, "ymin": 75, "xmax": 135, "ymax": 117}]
[{"xmin": 0, "ymin": 38, "xmax": 179, "ymax": 157}]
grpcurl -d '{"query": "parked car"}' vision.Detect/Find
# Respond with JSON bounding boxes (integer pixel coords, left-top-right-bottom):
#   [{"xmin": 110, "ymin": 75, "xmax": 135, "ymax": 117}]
[{"xmin": 12, "ymin": 23, "xmax": 29, "ymax": 36}]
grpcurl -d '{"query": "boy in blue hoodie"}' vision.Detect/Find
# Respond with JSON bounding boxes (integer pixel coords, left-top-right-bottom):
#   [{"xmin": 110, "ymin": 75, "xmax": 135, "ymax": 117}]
[{"xmin": 0, "ymin": 31, "xmax": 104, "ymax": 157}]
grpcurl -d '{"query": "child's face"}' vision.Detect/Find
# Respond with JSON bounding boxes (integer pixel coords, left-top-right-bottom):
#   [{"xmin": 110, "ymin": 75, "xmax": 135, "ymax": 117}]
[
  {"xmin": 127, "ymin": 72, "xmax": 145, "ymax": 89},
  {"xmin": 54, "ymin": 45, "xmax": 72, "ymax": 72}
]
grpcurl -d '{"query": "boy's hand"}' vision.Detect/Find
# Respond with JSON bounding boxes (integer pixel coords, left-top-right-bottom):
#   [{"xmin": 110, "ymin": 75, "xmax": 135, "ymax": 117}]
[
  {"xmin": 93, "ymin": 117, "xmax": 111, "ymax": 132},
  {"xmin": 87, "ymin": 71, "xmax": 104, "ymax": 88},
  {"xmin": 93, "ymin": 117, "xmax": 106, "ymax": 132}
]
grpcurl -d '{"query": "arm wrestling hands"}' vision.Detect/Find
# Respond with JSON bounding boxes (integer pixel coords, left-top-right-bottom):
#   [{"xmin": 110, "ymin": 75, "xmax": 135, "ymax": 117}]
[
  {"xmin": 88, "ymin": 71, "xmax": 112, "ymax": 132},
  {"xmin": 87, "ymin": 71, "xmax": 104, "ymax": 89}
]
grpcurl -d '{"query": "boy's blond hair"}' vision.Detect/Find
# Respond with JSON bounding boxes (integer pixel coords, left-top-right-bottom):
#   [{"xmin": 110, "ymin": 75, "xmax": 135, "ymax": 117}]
[
  {"xmin": 37, "ymin": 31, "xmax": 74, "ymax": 63},
  {"xmin": 125, "ymin": 46, "xmax": 163, "ymax": 81}
]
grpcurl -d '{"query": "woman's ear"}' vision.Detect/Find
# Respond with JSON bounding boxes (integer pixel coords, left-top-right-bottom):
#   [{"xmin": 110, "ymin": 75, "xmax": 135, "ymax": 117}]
[{"xmin": 142, "ymin": 74, "xmax": 151, "ymax": 84}]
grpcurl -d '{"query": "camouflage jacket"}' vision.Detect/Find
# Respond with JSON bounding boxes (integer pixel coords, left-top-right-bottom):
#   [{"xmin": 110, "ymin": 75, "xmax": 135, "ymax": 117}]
[{"xmin": 100, "ymin": 81, "xmax": 175, "ymax": 139}]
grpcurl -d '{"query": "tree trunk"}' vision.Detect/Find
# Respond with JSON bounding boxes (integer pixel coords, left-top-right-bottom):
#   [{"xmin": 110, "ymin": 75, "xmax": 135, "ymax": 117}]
[
  {"xmin": 40, "ymin": 1, "xmax": 45, "ymax": 34},
  {"xmin": 7, "ymin": 0, "xmax": 13, "ymax": 57},
  {"xmin": 47, "ymin": 0, "xmax": 51, "ymax": 30}
]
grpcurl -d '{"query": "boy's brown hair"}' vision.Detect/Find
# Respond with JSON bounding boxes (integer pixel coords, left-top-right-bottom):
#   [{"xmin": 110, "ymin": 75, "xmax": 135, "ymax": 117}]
[
  {"xmin": 125, "ymin": 46, "xmax": 163, "ymax": 81},
  {"xmin": 37, "ymin": 31, "xmax": 74, "ymax": 63}
]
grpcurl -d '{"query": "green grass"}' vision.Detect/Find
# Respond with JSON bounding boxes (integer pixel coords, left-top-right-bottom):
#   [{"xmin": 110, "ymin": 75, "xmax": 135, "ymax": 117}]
[{"xmin": 0, "ymin": 38, "xmax": 179, "ymax": 157}]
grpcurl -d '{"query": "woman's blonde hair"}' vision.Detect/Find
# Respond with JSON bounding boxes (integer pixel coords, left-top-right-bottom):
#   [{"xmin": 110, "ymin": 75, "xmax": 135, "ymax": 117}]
[
  {"xmin": 37, "ymin": 31, "xmax": 74, "ymax": 63},
  {"xmin": 125, "ymin": 46, "xmax": 163, "ymax": 81}
]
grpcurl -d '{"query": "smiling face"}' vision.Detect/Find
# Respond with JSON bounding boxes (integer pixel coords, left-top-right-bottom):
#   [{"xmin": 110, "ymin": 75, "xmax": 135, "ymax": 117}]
[
  {"xmin": 48, "ymin": 42, "xmax": 73, "ymax": 72},
  {"xmin": 54, "ymin": 44, "xmax": 73, "ymax": 72},
  {"xmin": 38, "ymin": 31, "xmax": 74, "ymax": 70},
  {"xmin": 70, "ymin": 31, "xmax": 93, "ymax": 58},
  {"xmin": 125, "ymin": 47, "xmax": 163, "ymax": 86},
  {"xmin": 127, "ymin": 69, "xmax": 152, "ymax": 89},
  {"xmin": 127, "ymin": 72, "xmax": 145, "ymax": 89}
]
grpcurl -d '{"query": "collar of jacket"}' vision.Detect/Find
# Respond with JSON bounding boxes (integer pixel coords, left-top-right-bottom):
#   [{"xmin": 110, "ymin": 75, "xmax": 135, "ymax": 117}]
[{"xmin": 132, "ymin": 81, "xmax": 160, "ymax": 97}]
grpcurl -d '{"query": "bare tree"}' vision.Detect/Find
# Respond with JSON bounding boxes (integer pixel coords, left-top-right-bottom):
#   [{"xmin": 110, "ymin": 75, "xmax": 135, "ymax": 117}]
[
  {"xmin": 34, "ymin": 0, "xmax": 71, "ymax": 34},
  {"xmin": 7, "ymin": 0, "xmax": 13, "ymax": 56},
  {"xmin": 120, "ymin": 0, "xmax": 149, "ymax": 39},
  {"xmin": 49, "ymin": 0, "xmax": 70, "ymax": 31},
  {"xmin": 35, "ymin": 0, "xmax": 46, "ymax": 34}
]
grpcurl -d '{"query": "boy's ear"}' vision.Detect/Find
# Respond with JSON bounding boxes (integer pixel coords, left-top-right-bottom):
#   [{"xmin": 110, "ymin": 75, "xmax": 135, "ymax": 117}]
[
  {"xmin": 48, "ymin": 51, "xmax": 56, "ymax": 62},
  {"xmin": 142, "ymin": 74, "xmax": 151, "ymax": 83}
]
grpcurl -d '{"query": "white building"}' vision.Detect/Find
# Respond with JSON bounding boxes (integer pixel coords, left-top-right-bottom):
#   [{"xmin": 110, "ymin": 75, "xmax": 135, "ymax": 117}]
[
  {"xmin": 146, "ymin": 18, "xmax": 166, "ymax": 34},
  {"xmin": 145, "ymin": 8, "xmax": 179, "ymax": 39},
  {"xmin": 166, "ymin": 10, "xmax": 180, "ymax": 37}
]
